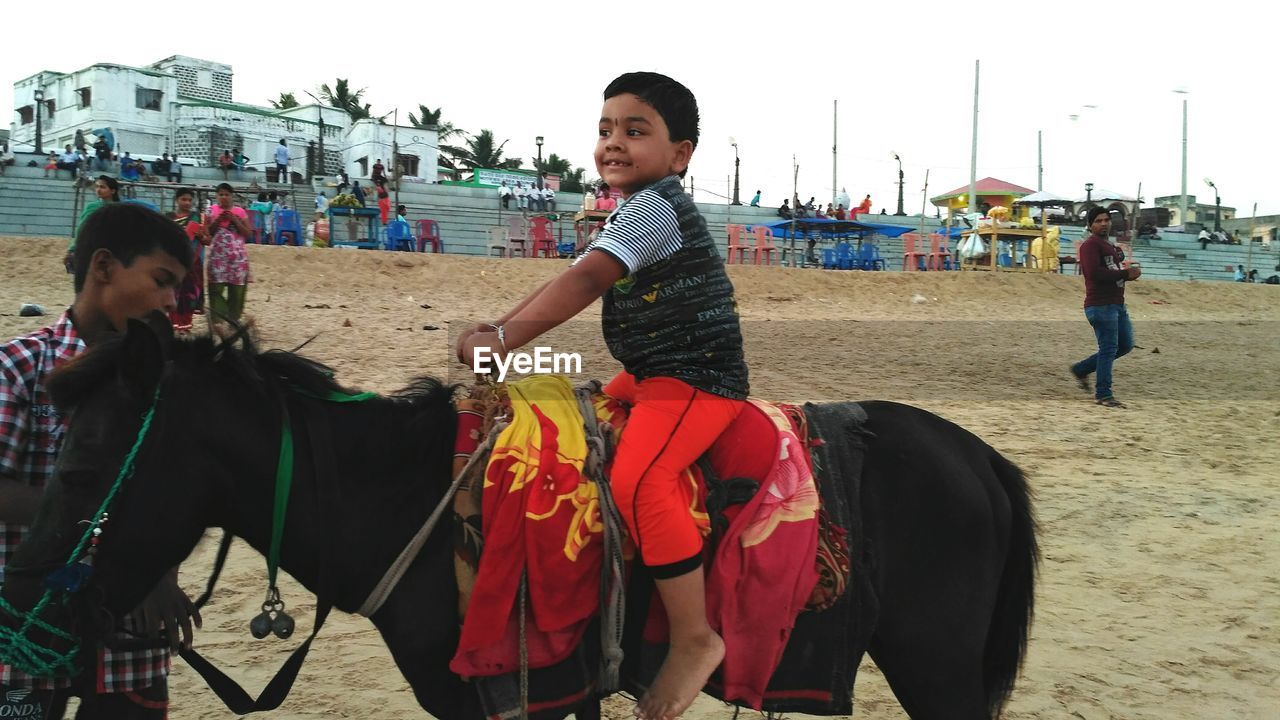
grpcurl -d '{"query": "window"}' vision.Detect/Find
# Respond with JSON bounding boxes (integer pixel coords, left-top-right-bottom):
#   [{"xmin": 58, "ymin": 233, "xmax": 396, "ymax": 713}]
[
  {"xmin": 18, "ymin": 106, "xmax": 34, "ymax": 125},
  {"xmin": 356, "ymin": 156, "xmax": 368, "ymax": 176},
  {"xmin": 78, "ymin": 87, "xmax": 91, "ymax": 108},
  {"xmin": 44, "ymin": 100, "xmax": 55, "ymax": 119},
  {"xmin": 136, "ymin": 88, "xmax": 163, "ymax": 111},
  {"xmin": 397, "ymin": 154, "xmax": 420, "ymax": 177}
]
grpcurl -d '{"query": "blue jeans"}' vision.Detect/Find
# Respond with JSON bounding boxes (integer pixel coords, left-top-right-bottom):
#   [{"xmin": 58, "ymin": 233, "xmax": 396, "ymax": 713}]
[{"xmin": 1072, "ymin": 303, "xmax": 1134, "ymax": 399}]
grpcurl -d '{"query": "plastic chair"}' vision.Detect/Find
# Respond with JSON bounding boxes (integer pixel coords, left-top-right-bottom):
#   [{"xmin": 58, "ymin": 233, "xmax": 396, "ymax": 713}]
[
  {"xmin": 385, "ymin": 219, "xmax": 415, "ymax": 251},
  {"xmin": 415, "ymin": 219, "xmax": 442, "ymax": 253},
  {"xmin": 821, "ymin": 248, "xmax": 838, "ymax": 269},
  {"xmin": 997, "ymin": 252, "xmax": 1013, "ymax": 267},
  {"xmin": 725, "ymin": 224, "xmax": 750, "ymax": 264},
  {"xmin": 834, "ymin": 242, "xmax": 856, "ymax": 270},
  {"xmin": 505, "ymin": 215, "xmax": 529, "ymax": 257},
  {"xmin": 249, "ymin": 211, "xmax": 267, "ymax": 245},
  {"xmin": 901, "ymin": 233, "xmax": 927, "ymax": 271},
  {"xmin": 858, "ymin": 243, "xmax": 885, "ymax": 271},
  {"xmin": 751, "ymin": 226, "xmax": 779, "ymax": 265},
  {"xmin": 927, "ymin": 233, "xmax": 953, "ymax": 270},
  {"xmin": 487, "ymin": 227, "xmax": 509, "ymax": 257},
  {"xmin": 529, "ymin": 216, "xmax": 556, "ymax": 258},
  {"xmin": 273, "ymin": 209, "xmax": 302, "ymax": 246}
]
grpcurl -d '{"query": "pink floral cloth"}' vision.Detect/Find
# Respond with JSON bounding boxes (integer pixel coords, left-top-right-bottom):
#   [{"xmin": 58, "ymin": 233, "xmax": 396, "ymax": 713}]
[{"xmin": 206, "ymin": 205, "xmax": 250, "ymax": 285}]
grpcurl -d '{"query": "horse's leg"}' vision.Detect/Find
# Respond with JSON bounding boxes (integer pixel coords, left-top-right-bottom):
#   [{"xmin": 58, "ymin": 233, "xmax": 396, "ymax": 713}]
[{"xmin": 858, "ymin": 402, "xmax": 1011, "ymax": 720}]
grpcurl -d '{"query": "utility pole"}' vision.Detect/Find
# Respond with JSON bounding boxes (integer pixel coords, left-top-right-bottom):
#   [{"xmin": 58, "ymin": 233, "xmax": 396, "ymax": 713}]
[
  {"xmin": 393, "ymin": 108, "xmax": 400, "ymax": 213},
  {"xmin": 831, "ymin": 99, "xmax": 838, "ymax": 209},
  {"xmin": 969, "ymin": 59, "xmax": 980, "ymax": 215},
  {"xmin": 1037, "ymin": 130, "xmax": 1043, "ymax": 191}
]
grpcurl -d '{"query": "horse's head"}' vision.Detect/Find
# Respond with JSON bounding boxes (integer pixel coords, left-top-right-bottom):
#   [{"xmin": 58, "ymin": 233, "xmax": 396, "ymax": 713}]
[{"xmin": 2, "ymin": 311, "xmax": 214, "ymax": 657}]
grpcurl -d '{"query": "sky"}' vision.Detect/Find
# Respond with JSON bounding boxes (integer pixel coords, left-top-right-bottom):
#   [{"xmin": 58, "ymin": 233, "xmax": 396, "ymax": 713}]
[{"xmin": 3, "ymin": 1, "xmax": 1277, "ymax": 216}]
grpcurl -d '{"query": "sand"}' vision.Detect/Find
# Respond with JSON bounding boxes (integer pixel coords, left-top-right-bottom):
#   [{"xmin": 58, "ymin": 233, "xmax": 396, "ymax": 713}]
[{"xmin": 1, "ymin": 236, "xmax": 1276, "ymax": 719}]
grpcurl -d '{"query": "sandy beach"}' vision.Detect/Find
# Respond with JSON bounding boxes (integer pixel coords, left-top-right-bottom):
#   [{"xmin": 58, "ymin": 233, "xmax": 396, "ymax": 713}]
[{"xmin": 2, "ymin": 236, "xmax": 1276, "ymax": 719}]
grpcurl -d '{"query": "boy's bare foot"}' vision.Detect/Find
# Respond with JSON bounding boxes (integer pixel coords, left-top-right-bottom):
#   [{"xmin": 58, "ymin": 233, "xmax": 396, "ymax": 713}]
[{"xmin": 637, "ymin": 631, "xmax": 724, "ymax": 720}]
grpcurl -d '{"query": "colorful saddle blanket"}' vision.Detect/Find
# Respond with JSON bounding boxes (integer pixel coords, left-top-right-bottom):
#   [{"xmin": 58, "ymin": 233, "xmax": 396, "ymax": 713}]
[{"xmin": 449, "ymin": 375, "xmax": 858, "ymax": 714}]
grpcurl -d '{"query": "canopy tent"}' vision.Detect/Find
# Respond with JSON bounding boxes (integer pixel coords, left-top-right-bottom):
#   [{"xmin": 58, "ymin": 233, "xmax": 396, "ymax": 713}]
[
  {"xmin": 857, "ymin": 221, "xmax": 916, "ymax": 238},
  {"xmin": 1013, "ymin": 191, "xmax": 1072, "ymax": 207},
  {"xmin": 930, "ymin": 177, "xmax": 1036, "ymax": 210},
  {"xmin": 762, "ymin": 217, "xmax": 876, "ymax": 239},
  {"xmin": 1074, "ymin": 188, "xmax": 1135, "ymax": 203}
]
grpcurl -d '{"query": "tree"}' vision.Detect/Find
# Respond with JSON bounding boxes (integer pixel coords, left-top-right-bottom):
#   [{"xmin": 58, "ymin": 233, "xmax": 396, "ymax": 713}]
[
  {"xmin": 269, "ymin": 92, "xmax": 299, "ymax": 110},
  {"xmin": 535, "ymin": 153, "xmax": 587, "ymax": 193},
  {"xmin": 318, "ymin": 79, "xmax": 372, "ymax": 122},
  {"xmin": 450, "ymin": 129, "xmax": 522, "ymax": 171},
  {"xmin": 407, "ymin": 104, "xmax": 463, "ymax": 142}
]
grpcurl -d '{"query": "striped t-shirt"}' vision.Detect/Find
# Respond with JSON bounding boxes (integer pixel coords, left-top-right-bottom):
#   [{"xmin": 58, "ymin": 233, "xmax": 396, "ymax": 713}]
[{"xmin": 581, "ymin": 175, "xmax": 748, "ymax": 400}]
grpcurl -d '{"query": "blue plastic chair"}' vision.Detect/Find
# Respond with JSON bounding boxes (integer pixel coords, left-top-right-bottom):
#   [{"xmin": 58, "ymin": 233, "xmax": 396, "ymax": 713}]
[
  {"xmin": 997, "ymin": 252, "xmax": 1013, "ymax": 267},
  {"xmin": 273, "ymin": 209, "xmax": 302, "ymax": 246},
  {"xmin": 858, "ymin": 243, "xmax": 886, "ymax": 271},
  {"xmin": 821, "ymin": 248, "xmax": 837, "ymax": 269},
  {"xmin": 385, "ymin": 219, "xmax": 415, "ymax": 251},
  {"xmin": 834, "ymin": 242, "xmax": 856, "ymax": 270}
]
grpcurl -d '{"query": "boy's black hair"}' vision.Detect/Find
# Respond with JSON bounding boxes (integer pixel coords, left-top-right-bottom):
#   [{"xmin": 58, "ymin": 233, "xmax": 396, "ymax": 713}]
[
  {"xmin": 216, "ymin": 182, "xmax": 234, "ymax": 193},
  {"xmin": 603, "ymin": 72, "xmax": 700, "ymax": 152},
  {"xmin": 174, "ymin": 187, "xmax": 195, "ymax": 199},
  {"xmin": 396, "ymin": 204, "xmax": 407, "ymax": 215},
  {"xmin": 257, "ymin": 192, "xmax": 268, "ymax": 201},
  {"xmin": 73, "ymin": 204, "xmax": 193, "ymax": 293},
  {"xmin": 1086, "ymin": 206, "xmax": 1110, "ymax": 225}
]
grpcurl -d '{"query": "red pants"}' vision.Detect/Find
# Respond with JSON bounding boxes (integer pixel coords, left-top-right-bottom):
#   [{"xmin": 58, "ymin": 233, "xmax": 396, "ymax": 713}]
[
  {"xmin": 378, "ymin": 197, "xmax": 391, "ymax": 225},
  {"xmin": 604, "ymin": 372, "xmax": 744, "ymax": 575}
]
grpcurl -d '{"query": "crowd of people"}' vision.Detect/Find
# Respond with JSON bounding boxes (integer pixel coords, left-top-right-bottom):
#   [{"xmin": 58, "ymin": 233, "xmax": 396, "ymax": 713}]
[
  {"xmin": 777, "ymin": 193, "xmax": 873, "ymax": 220},
  {"xmin": 497, "ymin": 179, "xmax": 558, "ymax": 213}
]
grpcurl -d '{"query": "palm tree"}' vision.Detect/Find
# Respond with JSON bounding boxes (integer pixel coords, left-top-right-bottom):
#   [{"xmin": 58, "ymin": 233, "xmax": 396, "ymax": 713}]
[
  {"xmin": 407, "ymin": 104, "xmax": 462, "ymax": 141},
  {"xmin": 534, "ymin": 153, "xmax": 587, "ymax": 193},
  {"xmin": 318, "ymin": 79, "xmax": 372, "ymax": 122},
  {"xmin": 269, "ymin": 92, "xmax": 299, "ymax": 110},
  {"xmin": 450, "ymin": 130, "xmax": 522, "ymax": 171}
]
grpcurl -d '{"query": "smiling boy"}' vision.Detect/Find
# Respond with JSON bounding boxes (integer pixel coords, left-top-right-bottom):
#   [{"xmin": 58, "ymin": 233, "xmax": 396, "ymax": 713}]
[{"xmin": 457, "ymin": 72, "xmax": 746, "ymax": 720}]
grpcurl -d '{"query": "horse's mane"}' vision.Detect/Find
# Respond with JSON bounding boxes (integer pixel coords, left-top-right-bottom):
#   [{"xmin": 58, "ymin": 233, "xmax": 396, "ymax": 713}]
[{"xmin": 49, "ymin": 328, "xmax": 455, "ymax": 415}]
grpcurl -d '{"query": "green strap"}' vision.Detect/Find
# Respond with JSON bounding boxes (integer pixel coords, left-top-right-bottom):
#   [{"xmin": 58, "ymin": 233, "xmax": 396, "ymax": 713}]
[
  {"xmin": 269, "ymin": 409, "xmax": 294, "ymax": 589},
  {"xmin": 265, "ymin": 388, "xmax": 372, "ymax": 587}
]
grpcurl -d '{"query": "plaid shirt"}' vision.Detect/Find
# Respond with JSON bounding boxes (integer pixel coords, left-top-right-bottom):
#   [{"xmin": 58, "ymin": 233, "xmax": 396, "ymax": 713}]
[{"xmin": 0, "ymin": 312, "xmax": 170, "ymax": 692}]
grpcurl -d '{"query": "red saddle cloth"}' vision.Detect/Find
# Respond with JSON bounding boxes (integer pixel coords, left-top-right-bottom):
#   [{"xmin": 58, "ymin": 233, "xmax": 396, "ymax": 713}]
[{"xmin": 449, "ymin": 377, "xmax": 819, "ymax": 709}]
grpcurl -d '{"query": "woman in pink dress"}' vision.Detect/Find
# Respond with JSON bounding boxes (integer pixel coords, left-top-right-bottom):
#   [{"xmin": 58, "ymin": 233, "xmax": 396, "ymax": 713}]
[{"xmin": 205, "ymin": 183, "xmax": 253, "ymax": 322}]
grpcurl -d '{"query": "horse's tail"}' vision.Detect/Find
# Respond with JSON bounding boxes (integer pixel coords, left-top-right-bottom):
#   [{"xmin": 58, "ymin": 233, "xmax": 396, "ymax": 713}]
[{"xmin": 983, "ymin": 451, "xmax": 1039, "ymax": 718}]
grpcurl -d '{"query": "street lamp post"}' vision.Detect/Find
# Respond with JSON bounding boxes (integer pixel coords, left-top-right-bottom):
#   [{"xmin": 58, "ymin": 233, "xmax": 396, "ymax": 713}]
[
  {"xmin": 1205, "ymin": 178, "xmax": 1221, "ymax": 232},
  {"xmin": 535, "ymin": 135, "xmax": 544, "ymax": 197},
  {"xmin": 1085, "ymin": 182, "xmax": 1094, "ymax": 206},
  {"xmin": 1173, "ymin": 89, "xmax": 1190, "ymax": 227},
  {"xmin": 893, "ymin": 153, "xmax": 905, "ymax": 215},
  {"xmin": 730, "ymin": 138, "xmax": 741, "ymax": 205},
  {"xmin": 33, "ymin": 87, "xmax": 45, "ymax": 155}
]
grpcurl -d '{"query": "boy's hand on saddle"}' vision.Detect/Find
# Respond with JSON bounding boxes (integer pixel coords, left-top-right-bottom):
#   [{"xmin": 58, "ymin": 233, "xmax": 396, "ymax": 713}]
[{"xmin": 128, "ymin": 570, "xmax": 202, "ymax": 652}]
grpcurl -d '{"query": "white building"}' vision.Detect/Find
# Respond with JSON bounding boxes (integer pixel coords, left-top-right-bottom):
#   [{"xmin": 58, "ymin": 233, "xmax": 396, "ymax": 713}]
[{"xmin": 9, "ymin": 55, "xmax": 437, "ymax": 180}]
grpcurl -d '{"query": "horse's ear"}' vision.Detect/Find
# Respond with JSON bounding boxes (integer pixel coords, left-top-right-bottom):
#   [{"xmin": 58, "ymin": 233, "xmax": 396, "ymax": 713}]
[{"xmin": 117, "ymin": 311, "xmax": 172, "ymax": 394}]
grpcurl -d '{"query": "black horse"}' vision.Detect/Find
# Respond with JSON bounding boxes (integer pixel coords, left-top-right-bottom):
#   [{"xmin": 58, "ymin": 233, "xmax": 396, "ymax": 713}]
[{"xmin": 2, "ymin": 315, "xmax": 1037, "ymax": 719}]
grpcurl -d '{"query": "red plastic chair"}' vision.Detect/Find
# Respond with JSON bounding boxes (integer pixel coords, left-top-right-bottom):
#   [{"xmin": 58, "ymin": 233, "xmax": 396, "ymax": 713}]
[
  {"xmin": 751, "ymin": 226, "xmax": 779, "ymax": 265},
  {"xmin": 901, "ymin": 233, "xmax": 927, "ymax": 271},
  {"xmin": 529, "ymin": 216, "xmax": 556, "ymax": 258},
  {"xmin": 725, "ymin": 224, "xmax": 750, "ymax": 264},
  {"xmin": 927, "ymin": 233, "xmax": 952, "ymax": 270},
  {"xmin": 415, "ymin": 219, "xmax": 443, "ymax": 253}
]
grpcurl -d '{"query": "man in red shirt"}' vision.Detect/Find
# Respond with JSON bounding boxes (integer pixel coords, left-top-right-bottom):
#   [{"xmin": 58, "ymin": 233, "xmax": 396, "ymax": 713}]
[{"xmin": 1070, "ymin": 207, "xmax": 1142, "ymax": 407}]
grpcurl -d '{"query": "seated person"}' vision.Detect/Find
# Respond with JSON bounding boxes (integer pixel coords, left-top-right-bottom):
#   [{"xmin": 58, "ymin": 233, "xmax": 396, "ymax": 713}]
[
  {"xmin": 0, "ymin": 143, "xmax": 14, "ymax": 174},
  {"xmin": 151, "ymin": 154, "xmax": 171, "ymax": 178},
  {"xmin": 777, "ymin": 200, "xmax": 792, "ymax": 219},
  {"xmin": 119, "ymin": 155, "xmax": 141, "ymax": 181}
]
